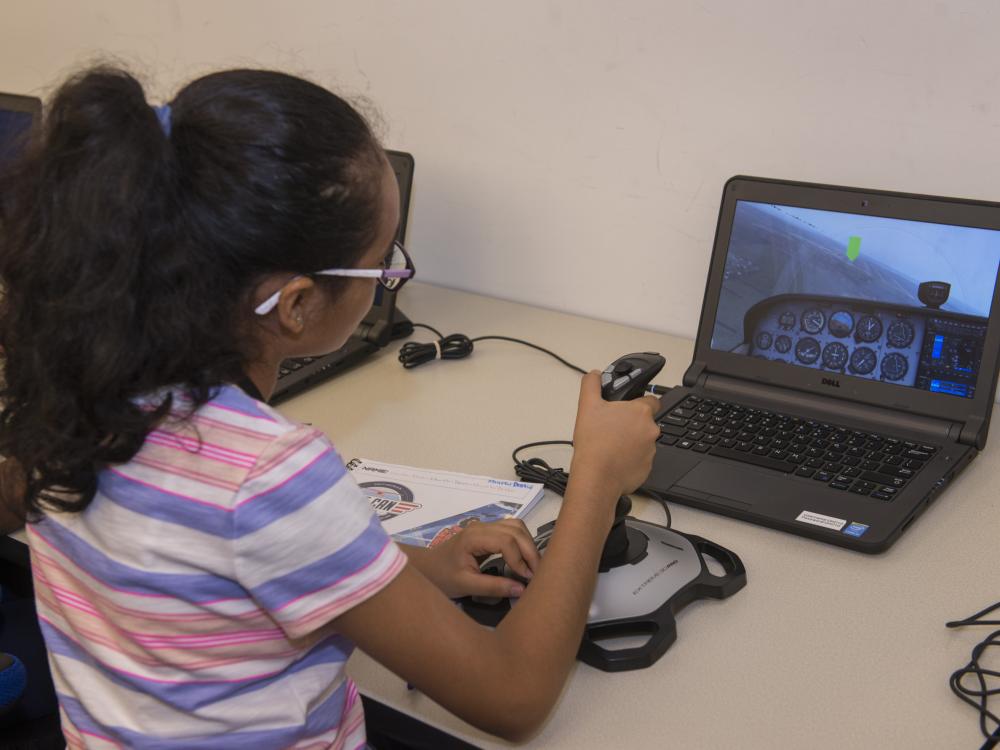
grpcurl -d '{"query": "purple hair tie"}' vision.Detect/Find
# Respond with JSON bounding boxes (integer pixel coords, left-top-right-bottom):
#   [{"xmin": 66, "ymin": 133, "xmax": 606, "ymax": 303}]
[{"xmin": 153, "ymin": 104, "xmax": 172, "ymax": 137}]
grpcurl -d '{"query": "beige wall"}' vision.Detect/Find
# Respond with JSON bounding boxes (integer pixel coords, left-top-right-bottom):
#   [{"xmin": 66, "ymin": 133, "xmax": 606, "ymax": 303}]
[{"xmin": 3, "ymin": 1, "xmax": 1000, "ymax": 339}]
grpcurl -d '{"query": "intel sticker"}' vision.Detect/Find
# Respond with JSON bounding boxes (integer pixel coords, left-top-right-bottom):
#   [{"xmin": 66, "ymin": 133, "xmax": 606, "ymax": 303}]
[
  {"xmin": 795, "ymin": 511, "xmax": 847, "ymax": 531},
  {"xmin": 843, "ymin": 522, "xmax": 869, "ymax": 538}
]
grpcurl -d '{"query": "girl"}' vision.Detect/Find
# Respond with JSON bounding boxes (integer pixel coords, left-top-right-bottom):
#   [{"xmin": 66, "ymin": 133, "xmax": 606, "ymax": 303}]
[{"xmin": 0, "ymin": 66, "xmax": 660, "ymax": 747}]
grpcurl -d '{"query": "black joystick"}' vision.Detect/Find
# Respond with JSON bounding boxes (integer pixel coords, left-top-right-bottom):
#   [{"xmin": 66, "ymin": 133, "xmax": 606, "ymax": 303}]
[
  {"xmin": 461, "ymin": 350, "xmax": 747, "ymax": 673},
  {"xmin": 600, "ymin": 352, "xmax": 665, "ymax": 401},
  {"xmin": 596, "ymin": 353, "xmax": 663, "ymax": 570},
  {"xmin": 476, "ymin": 353, "xmax": 663, "ymax": 581},
  {"xmin": 598, "ymin": 495, "xmax": 648, "ymax": 571}
]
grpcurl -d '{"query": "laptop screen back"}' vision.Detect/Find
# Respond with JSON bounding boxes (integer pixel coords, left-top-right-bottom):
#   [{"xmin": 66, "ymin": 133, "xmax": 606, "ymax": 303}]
[
  {"xmin": 0, "ymin": 99, "xmax": 415, "ymax": 350},
  {"xmin": 366, "ymin": 149, "xmax": 414, "ymax": 314},
  {"xmin": 709, "ymin": 199, "xmax": 1000, "ymax": 399},
  {"xmin": 0, "ymin": 93, "xmax": 39, "ymax": 168}
]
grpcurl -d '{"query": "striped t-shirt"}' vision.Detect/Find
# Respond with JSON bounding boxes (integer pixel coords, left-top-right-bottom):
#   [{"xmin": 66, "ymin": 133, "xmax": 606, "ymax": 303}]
[{"xmin": 26, "ymin": 384, "xmax": 407, "ymax": 749}]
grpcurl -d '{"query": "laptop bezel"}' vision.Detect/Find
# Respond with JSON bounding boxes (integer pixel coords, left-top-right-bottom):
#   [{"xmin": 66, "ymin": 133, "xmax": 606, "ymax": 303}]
[
  {"xmin": 354, "ymin": 149, "xmax": 414, "ymax": 343},
  {"xmin": 0, "ymin": 92, "xmax": 41, "ymax": 119},
  {"xmin": 690, "ymin": 175, "xmax": 1000, "ymax": 435},
  {"xmin": 387, "ymin": 149, "xmax": 414, "ymax": 243}
]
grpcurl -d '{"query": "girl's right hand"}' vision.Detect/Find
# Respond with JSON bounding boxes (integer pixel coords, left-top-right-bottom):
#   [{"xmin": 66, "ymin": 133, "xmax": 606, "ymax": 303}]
[
  {"xmin": 569, "ymin": 370, "xmax": 662, "ymax": 500},
  {"xmin": 332, "ymin": 371, "xmax": 663, "ymax": 742}
]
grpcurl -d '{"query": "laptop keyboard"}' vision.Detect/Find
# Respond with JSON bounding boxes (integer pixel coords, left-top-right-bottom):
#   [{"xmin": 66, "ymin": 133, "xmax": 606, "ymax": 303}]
[
  {"xmin": 658, "ymin": 395, "xmax": 938, "ymax": 501},
  {"xmin": 278, "ymin": 357, "xmax": 316, "ymax": 380}
]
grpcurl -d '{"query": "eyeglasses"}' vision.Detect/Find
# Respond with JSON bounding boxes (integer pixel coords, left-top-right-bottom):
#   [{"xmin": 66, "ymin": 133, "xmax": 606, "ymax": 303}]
[{"xmin": 254, "ymin": 241, "xmax": 415, "ymax": 316}]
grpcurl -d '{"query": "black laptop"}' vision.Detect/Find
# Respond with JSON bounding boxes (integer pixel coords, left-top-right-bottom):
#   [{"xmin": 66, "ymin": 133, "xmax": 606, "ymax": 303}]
[
  {"xmin": 0, "ymin": 92, "xmax": 40, "ymax": 169},
  {"xmin": 644, "ymin": 176, "xmax": 1000, "ymax": 552},
  {"xmin": 269, "ymin": 149, "xmax": 415, "ymax": 404},
  {"xmin": 0, "ymin": 94, "xmax": 413, "ymax": 407},
  {"xmin": 0, "ymin": 92, "xmax": 41, "ymax": 568}
]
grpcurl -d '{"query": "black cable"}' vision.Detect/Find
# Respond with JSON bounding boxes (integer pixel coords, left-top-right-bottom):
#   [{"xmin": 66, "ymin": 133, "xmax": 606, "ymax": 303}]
[
  {"xmin": 471, "ymin": 336, "xmax": 586, "ymax": 375},
  {"xmin": 946, "ymin": 600, "xmax": 1000, "ymax": 746},
  {"xmin": 408, "ymin": 322, "xmax": 442, "ymax": 339},
  {"xmin": 512, "ymin": 441, "xmax": 574, "ymax": 495},
  {"xmin": 637, "ymin": 487, "xmax": 672, "ymax": 530},
  {"xmin": 398, "ymin": 323, "xmax": 671, "ymax": 395},
  {"xmin": 511, "ymin": 440, "xmax": 670, "ymax": 529},
  {"xmin": 399, "ymin": 330, "xmax": 587, "ymax": 374},
  {"xmin": 406, "ymin": 324, "xmax": 675, "ymax": 527},
  {"xmin": 948, "ymin": 601, "xmax": 1000, "ymax": 629}
]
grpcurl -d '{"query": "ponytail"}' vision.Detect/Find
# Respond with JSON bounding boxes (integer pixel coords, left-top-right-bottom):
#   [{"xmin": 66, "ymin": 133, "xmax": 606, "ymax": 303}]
[{"xmin": 0, "ymin": 65, "xmax": 384, "ymax": 516}]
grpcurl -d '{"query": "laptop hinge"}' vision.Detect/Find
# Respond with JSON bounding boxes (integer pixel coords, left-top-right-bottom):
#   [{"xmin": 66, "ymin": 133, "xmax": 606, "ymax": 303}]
[
  {"xmin": 960, "ymin": 416, "xmax": 986, "ymax": 449},
  {"xmin": 357, "ymin": 318, "xmax": 391, "ymax": 346},
  {"xmin": 682, "ymin": 361, "xmax": 708, "ymax": 389},
  {"xmin": 700, "ymin": 374, "xmax": 960, "ymax": 443}
]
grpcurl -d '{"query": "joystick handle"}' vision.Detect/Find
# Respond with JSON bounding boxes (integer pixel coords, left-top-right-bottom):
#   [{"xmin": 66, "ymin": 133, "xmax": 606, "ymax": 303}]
[
  {"xmin": 601, "ymin": 496, "xmax": 632, "ymax": 556},
  {"xmin": 600, "ymin": 352, "xmax": 665, "ymax": 401},
  {"xmin": 595, "ymin": 352, "xmax": 665, "ymax": 569}
]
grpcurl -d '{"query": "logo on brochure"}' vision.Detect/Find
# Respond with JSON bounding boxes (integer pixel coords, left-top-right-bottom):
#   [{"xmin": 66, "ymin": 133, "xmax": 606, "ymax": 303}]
[{"xmin": 359, "ymin": 481, "xmax": 422, "ymax": 522}]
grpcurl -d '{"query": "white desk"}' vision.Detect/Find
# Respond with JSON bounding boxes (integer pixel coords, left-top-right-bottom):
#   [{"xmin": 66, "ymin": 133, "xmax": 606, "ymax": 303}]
[
  {"xmin": 4, "ymin": 280, "xmax": 994, "ymax": 746},
  {"xmin": 276, "ymin": 281, "xmax": 999, "ymax": 749}
]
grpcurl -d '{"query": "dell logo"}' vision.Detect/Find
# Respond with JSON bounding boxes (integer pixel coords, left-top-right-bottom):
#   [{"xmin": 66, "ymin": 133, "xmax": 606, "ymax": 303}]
[{"xmin": 821, "ymin": 377, "xmax": 841, "ymax": 388}]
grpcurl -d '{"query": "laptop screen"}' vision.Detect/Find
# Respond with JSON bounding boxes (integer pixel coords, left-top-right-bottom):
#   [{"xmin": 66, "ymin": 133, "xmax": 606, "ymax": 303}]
[{"xmin": 709, "ymin": 200, "xmax": 1000, "ymax": 399}]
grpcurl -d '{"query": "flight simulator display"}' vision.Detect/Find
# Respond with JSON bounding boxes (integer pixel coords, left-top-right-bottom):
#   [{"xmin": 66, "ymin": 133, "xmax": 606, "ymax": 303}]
[{"xmin": 710, "ymin": 201, "xmax": 1000, "ymax": 399}]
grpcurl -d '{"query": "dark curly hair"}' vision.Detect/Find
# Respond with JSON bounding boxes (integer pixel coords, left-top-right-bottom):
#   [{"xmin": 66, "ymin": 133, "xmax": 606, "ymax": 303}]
[{"xmin": 0, "ymin": 66, "xmax": 385, "ymax": 518}]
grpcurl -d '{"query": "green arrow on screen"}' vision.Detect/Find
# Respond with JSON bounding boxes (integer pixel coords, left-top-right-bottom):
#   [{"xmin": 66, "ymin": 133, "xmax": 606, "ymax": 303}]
[{"xmin": 846, "ymin": 236, "xmax": 861, "ymax": 262}]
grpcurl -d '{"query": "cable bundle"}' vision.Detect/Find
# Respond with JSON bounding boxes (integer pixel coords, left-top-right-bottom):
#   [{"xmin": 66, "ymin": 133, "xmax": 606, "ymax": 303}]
[
  {"xmin": 398, "ymin": 324, "xmax": 588, "ymax": 373},
  {"xmin": 512, "ymin": 441, "xmax": 574, "ymax": 496},
  {"xmin": 398, "ymin": 332, "xmax": 476, "ymax": 369},
  {"xmin": 947, "ymin": 600, "xmax": 1000, "ymax": 748},
  {"xmin": 397, "ymin": 321, "xmax": 671, "ymax": 397},
  {"xmin": 510, "ymin": 440, "xmax": 671, "ymax": 529}
]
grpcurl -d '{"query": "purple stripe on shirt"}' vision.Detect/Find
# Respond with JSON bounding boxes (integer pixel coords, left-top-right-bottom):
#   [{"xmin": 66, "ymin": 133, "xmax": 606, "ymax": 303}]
[
  {"xmin": 99, "ymin": 446, "xmax": 346, "ymax": 539},
  {"xmin": 41, "ymin": 618, "xmax": 354, "ymax": 713},
  {"xmin": 57, "ymin": 681, "xmax": 349, "ymax": 749},
  {"xmin": 209, "ymin": 385, "xmax": 278, "ymax": 420},
  {"xmin": 246, "ymin": 513, "xmax": 390, "ymax": 613},
  {"xmin": 234, "ymin": 448, "xmax": 347, "ymax": 533},
  {"xmin": 98, "ymin": 470, "xmax": 236, "ymax": 539},
  {"xmin": 32, "ymin": 518, "xmax": 247, "ymax": 603}
]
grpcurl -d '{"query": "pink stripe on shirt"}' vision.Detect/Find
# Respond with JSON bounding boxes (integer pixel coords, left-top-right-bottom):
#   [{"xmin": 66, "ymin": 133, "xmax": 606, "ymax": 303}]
[{"xmin": 28, "ymin": 384, "xmax": 405, "ymax": 747}]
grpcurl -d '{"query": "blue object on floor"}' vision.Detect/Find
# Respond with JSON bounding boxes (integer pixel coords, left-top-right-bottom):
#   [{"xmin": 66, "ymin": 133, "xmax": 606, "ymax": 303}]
[{"xmin": 0, "ymin": 652, "xmax": 27, "ymax": 714}]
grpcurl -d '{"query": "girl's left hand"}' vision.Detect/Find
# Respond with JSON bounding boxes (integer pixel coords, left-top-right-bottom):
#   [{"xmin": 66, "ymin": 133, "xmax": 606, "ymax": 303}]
[{"xmin": 418, "ymin": 519, "xmax": 541, "ymax": 599}]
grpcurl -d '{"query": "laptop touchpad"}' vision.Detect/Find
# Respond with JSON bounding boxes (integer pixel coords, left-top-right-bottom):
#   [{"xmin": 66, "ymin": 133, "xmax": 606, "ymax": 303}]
[{"xmin": 674, "ymin": 461, "xmax": 793, "ymax": 508}]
